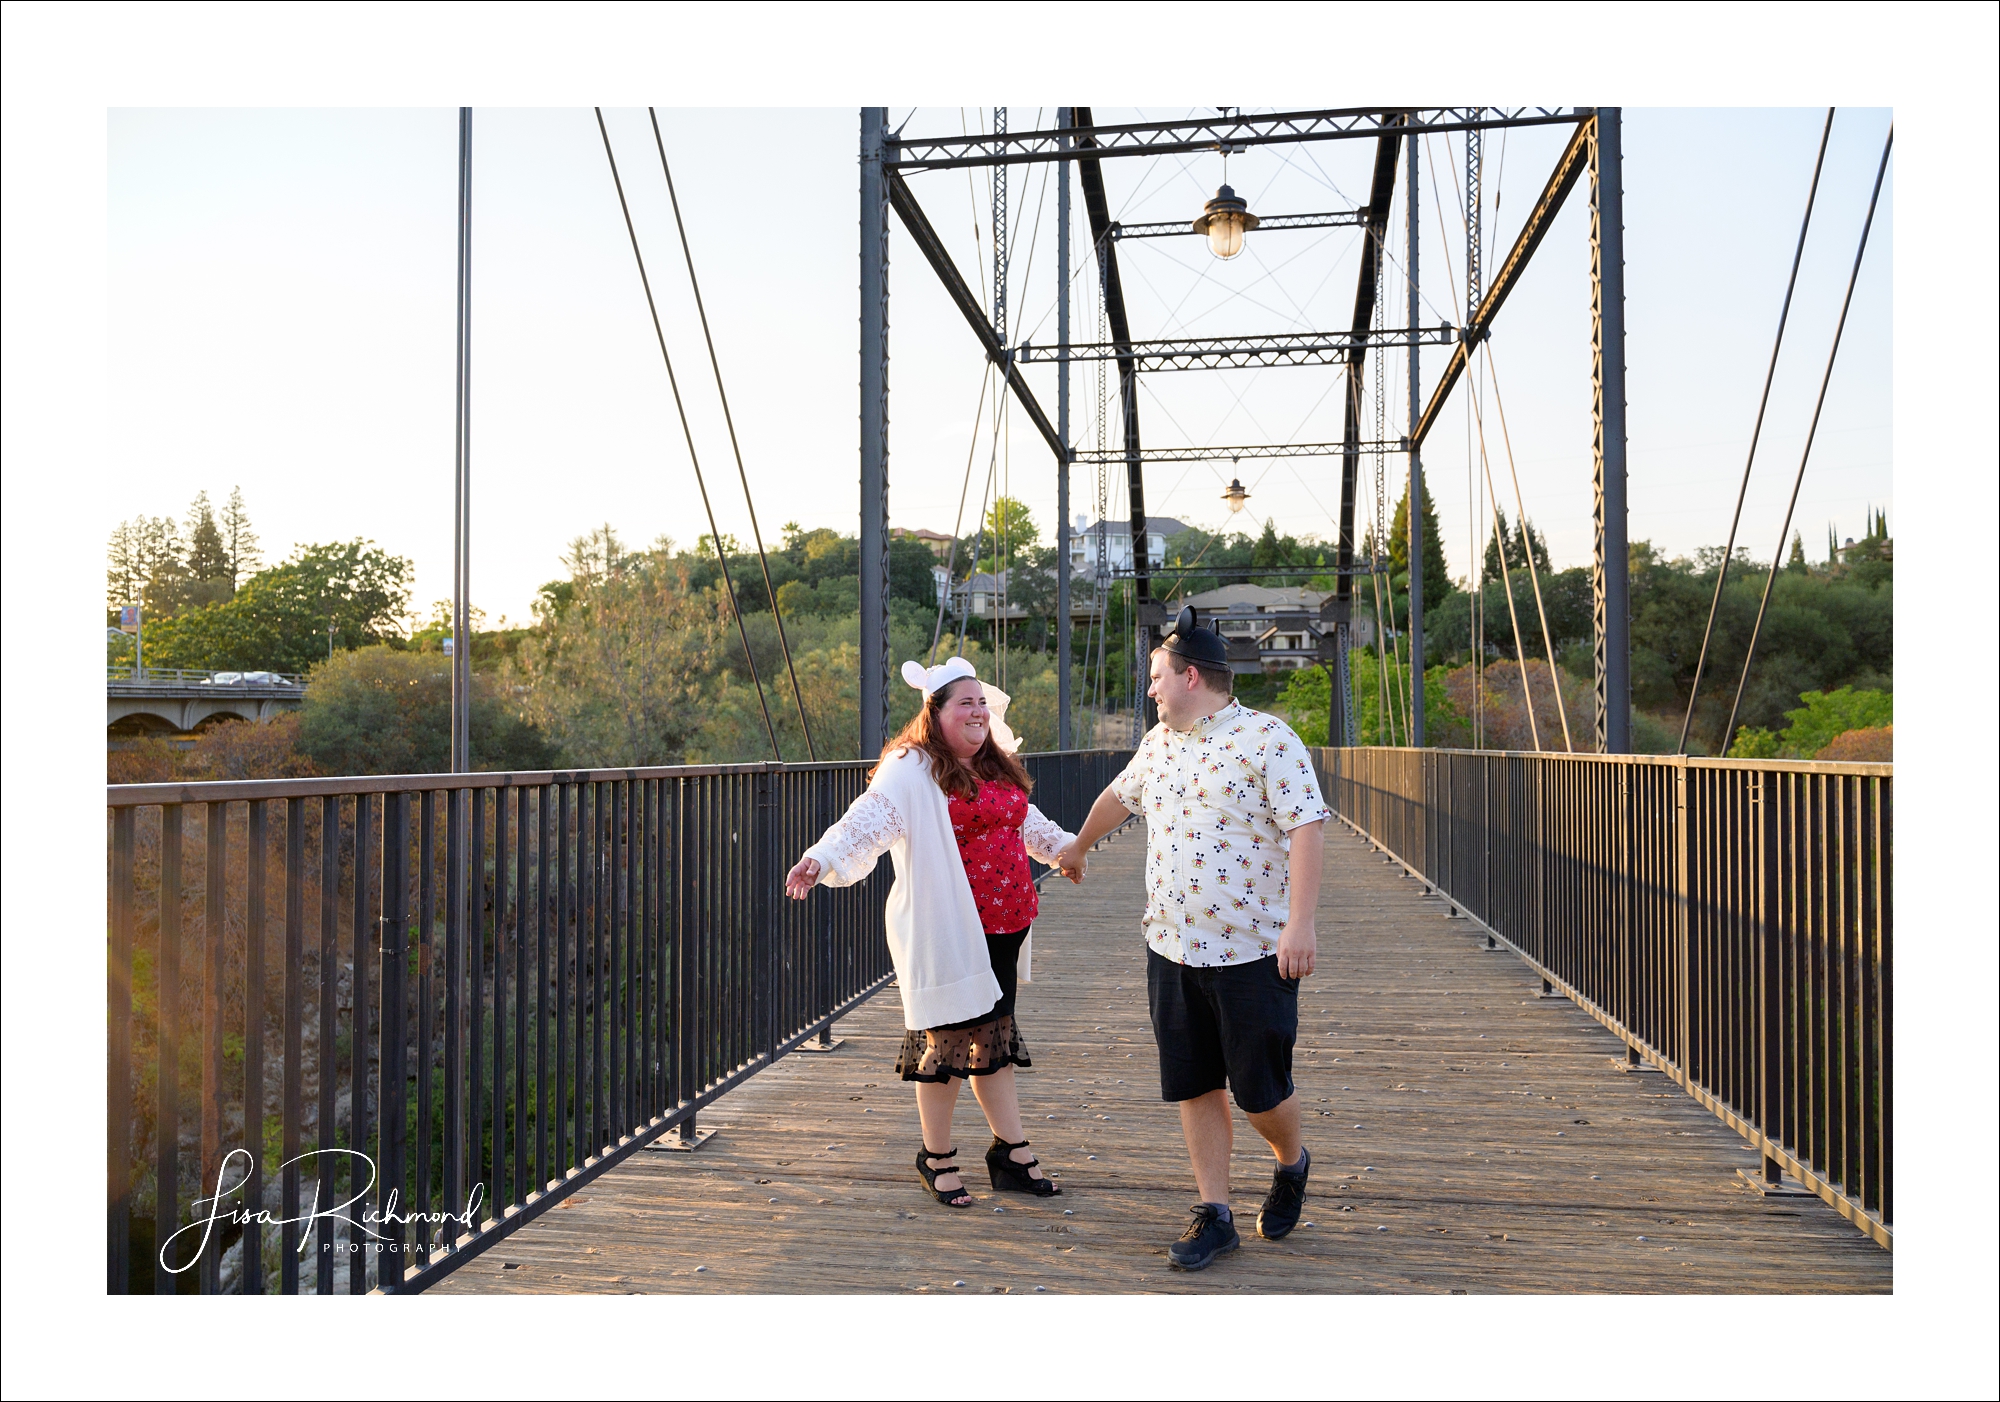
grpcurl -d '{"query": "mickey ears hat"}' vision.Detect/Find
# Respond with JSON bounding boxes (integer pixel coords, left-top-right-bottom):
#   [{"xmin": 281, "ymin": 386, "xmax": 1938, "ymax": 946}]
[{"xmin": 1159, "ymin": 604, "xmax": 1231, "ymax": 669}]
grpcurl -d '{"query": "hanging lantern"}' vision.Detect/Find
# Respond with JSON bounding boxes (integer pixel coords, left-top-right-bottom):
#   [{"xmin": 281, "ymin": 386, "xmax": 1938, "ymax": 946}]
[
  {"xmin": 1222, "ymin": 477, "xmax": 1250, "ymax": 513},
  {"xmin": 1192, "ymin": 184, "xmax": 1260, "ymax": 259}
]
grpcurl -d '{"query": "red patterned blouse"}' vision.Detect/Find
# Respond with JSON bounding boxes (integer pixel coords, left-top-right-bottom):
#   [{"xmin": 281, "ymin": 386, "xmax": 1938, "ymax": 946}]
[{"xmin": 948, "ymin": 781, "xmax": 1038, "ymax": 934}]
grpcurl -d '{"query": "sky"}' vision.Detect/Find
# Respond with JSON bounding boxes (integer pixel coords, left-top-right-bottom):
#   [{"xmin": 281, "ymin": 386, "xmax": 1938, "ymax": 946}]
[{"xmin": 107, "ymin": 106, "xmax": 1892, "ymax": 627}]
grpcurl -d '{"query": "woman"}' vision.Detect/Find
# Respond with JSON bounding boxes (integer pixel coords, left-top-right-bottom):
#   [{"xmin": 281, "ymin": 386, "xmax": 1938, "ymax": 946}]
[{"xmin": 784, "ymin": 656, "xmax": 1076, "ymax": 1209}]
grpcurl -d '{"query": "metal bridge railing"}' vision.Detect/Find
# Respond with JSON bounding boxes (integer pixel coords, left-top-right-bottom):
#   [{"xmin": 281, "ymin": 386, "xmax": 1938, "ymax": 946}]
[
  {"xmin": 106, "ymin": 748, "xmax": 1132, "ymax": 1294},
  {"xmin": 1313, "ymin": 746, "xmax": 1892, "ymax": 1248}
]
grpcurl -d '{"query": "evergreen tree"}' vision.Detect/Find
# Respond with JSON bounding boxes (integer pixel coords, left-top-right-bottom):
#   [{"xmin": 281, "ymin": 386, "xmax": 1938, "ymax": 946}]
[
  {"xmin": 1389, "ymin": 477, "xmax": 1456, "ymax": 603},
  {"xmin": 221, "ymin": 486, "xmax": 261, "ymax": 588},
  {"xmin": 1786, "ymin": 530, "xmax": 1807, "ymax": 571},
  {"xmin": 186, "ymin": 491, "xmax": 232, "ymax": 586}
]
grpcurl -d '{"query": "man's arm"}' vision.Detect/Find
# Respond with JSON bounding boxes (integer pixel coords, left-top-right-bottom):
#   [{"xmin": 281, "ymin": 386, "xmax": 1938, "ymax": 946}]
[
  {"xmin": 1276, "ymin": 820, "xmax": 1324, "ymax": 978},
  {"xmin": 1058, "ymin": 785, "xmax": 1132, "ymax": 881}
]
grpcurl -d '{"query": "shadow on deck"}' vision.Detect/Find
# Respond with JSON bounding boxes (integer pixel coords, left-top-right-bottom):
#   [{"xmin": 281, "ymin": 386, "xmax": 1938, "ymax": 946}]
[{"xmin": 433, "ymin": 823, "xmax": 1891, "ymax": 1295}]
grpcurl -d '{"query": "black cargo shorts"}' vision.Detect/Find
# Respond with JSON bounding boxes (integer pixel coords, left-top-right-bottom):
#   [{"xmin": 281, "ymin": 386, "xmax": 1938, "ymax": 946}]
[{"xmin": 1145, "ymin": 946, "xmax": 1299, "ymax": 1114}]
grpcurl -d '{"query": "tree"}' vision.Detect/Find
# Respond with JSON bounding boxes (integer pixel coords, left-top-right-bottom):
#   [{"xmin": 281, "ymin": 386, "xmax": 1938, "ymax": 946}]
[
  {"xmin": 140, "ymin": 539, "xmax": 414, "ymax": 673},
  {"xmin": 106, "ymin": 518, "xmax": 146, "ymax": 615},
  {"xmin": 221, "ymin": 486, "xmax": 261, "ymax": 589},
  {"xmin": 185, "ymin": 492, "xmax": 231, "ymax": 585},
  {"xmin": 508, "ymin": 550, "xmax": 729, "ymax": 766},
  {"xmin": 1389, "ymin": 477, "xmax": 1456, "ymax": 605},
  {"xmin": 1786, "ymin": 530, "xmax": 1807, "ymax": 572},
  {"xmin": 298, "ymin": 645, "xmax": 552, "ymax": 776},
  {"xmin": 1480, "ymin": 507, "xmax": 1551, "ymax": 579}
]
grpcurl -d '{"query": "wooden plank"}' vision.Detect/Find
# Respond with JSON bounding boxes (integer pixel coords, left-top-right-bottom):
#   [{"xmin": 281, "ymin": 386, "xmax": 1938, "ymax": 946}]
[{"xmin": 432, "ymin": 824, "xmax": 1891, "ymax": 1295}]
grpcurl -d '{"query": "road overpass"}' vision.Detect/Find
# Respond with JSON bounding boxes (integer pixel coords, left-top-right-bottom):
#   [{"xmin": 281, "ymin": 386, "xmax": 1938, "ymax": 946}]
[{"xmin": 107, "ymin": 670, "xmax": 305, "ymax": 739}]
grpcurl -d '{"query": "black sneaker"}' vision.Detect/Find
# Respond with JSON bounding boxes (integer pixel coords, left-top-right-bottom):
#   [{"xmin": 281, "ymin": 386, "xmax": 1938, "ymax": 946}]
[
  {"xmin": 1258, "ymin": 1152, "xmax": 1310, "ymax": 1240},
  {"xmin": 1168, "ymin": 1204, "xmax": 1240, "ymax": 1270}
]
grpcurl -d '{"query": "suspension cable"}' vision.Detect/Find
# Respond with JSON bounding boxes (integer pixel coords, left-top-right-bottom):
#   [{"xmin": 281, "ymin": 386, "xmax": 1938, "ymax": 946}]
[
  {"xmin": 928, "ymin": 363, "xmax": 993, "ymax": 663},
  {"xmin": 594, "ymin": 108, "xmax": 779, "ymax": 759},
  {"xmin": 1482, "ymin": 347, "xmax": 1574, "ymax": 751},
  {"xmin": 1431, "ymin": 132, "xmax": 1569, "ymax": 750},
  {"xmin": 1720, "ymin": 124, "xmax": 1891, "ymax": 756},
  {"xmin": 1678, "ymin": 108, "xmax": 1836, "ymax": 754},
  {"xmin": 645, "ymin": 109, "xmax": 814, "ymax": 759}
]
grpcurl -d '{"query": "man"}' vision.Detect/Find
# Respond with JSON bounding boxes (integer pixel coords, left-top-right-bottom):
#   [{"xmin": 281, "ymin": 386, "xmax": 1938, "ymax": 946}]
[{"xmin": 1061, "ymin": 606, "xmax": 1330, "ymax": 1270}]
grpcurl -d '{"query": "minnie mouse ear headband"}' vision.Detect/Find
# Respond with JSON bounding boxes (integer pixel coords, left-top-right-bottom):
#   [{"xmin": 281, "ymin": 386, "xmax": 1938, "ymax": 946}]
[
  {"xmin": 901, "ymin": 655, "xmax": 977, "ymax": 699},
  {"xmin": 1159, "ymin": 604, "xmax": 1231, "ymax": 669}
]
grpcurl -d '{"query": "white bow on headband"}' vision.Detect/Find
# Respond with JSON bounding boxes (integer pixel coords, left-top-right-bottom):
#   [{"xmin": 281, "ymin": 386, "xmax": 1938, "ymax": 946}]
[
  {"xmin": 901, "ymin": 656, "xmax": 976, "ymax": 698},
  {"xmin": 899, "ymin": 656, "xmax": 1021, "ymax": 754}
]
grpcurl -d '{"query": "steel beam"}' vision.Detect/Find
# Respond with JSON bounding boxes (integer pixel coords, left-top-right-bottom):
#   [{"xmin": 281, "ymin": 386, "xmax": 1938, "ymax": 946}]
[
  {"xmin": 1334, "ymin": 125, "xmax": 1404, "ymax": 746},
  {"xmin": 1111, "ymin": 208, "xmax": 1366, "ymax": 240},
  {"xmin": 1411, "ymin": 116, "xmax": 1592, "ymax": 448},
  {"xmin": 1405, "ymin": 128, "xmax": 1425, "ymax": 748},
  {"xmin": 1072, "ymin": 439, "xmax": 1402, "ymax": 465},
  {"xmin": 1074, "ymin": 106, "xmax": 1156, "ymax": 730},
  {"xmin": 859, "ymin": 108, "xmax": 891, "ymax": 756},
  {"xmin": 1590, "ymin": 109, "xmax": 1631, "ymax": 754},
  {"xmin": 1056, "ymin": 109, "xmax": 1073, "ymax": 749},
  {"xmin": 1017, "ymin": 325, "xmax": 1455, "ymax": 370},
  {"xmin": 883, "ymin": 169, "xmax": 1065, "ymax": 461},
  {"xmin": 889, "ymin": 107, "xmax": 1581, "ymax": 171}
]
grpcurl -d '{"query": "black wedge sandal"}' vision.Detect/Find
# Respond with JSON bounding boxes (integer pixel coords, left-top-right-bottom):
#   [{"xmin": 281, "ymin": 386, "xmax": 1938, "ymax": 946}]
[
  {"xmin": 916, "ymin": 1147, "xmax": 974, "ymax": 1208},
  {"xmin": 986, "ymin": 1137, "xmax": 1062, "ymax": 1196}
]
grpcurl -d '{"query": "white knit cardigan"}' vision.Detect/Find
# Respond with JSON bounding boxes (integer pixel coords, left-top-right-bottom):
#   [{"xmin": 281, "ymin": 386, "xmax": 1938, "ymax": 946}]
[{"xmin": 802, "ymin": 746, "xmax": 1073, "ymax": 1031}]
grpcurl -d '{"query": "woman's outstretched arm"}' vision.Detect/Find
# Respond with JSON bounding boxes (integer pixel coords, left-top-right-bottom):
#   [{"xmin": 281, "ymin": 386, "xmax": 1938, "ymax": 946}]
[{"xmin": 785, "ymin": 790, "xmax": 906, "ymax": 899}]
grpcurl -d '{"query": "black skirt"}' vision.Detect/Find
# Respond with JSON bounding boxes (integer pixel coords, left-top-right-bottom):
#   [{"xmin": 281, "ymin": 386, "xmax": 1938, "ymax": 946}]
[{"xmin": 895, "ymin": 926, "xmax": 1033, "ymax": 1082}]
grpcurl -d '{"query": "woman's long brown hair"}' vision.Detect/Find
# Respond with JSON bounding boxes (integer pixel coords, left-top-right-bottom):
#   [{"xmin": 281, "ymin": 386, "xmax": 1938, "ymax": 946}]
[{"xmin": 873, "ymin": 677, "xmax": 1033, "ymax": 803}]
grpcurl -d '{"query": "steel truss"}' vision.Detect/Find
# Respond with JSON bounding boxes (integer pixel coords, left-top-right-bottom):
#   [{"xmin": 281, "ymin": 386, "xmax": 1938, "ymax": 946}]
[
  {"xmin": 1017, "ymin": 325, "xmax": 1457, "ymax": 370},
  {"xmin": 1071, "ymin": 440, "xmax": 1401, "ymax": 465},
  {"xmin": 861, "ymin": 104, "xmax": 1628, "ymax": 756},
  {"xmin": 888, "ymin": 107, "xmax": 1582, "ymax": 171}
]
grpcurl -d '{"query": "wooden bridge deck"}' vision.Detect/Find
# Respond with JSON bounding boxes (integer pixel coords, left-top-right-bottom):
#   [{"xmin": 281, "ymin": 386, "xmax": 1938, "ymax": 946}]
[{"xmin": 434, "ymin": 821, "xmax": 1891, "ymax": 1295}]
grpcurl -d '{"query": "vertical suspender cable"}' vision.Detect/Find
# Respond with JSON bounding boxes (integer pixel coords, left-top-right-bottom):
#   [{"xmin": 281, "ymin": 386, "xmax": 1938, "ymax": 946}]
[
  {"xmin": 594, "ymin": 108, "xmax": 780, "ymax": 760},
  {"xmin": 646, "ymin": 110, "xmax": 816, "ymax": 758},
  {"xmin": 1679, "ymin": 108, "xmax": 1835, "ymax": 753},
  {"xmin": 1719, "ymin": 124, "xmax": 1891, "ymax": 756},
  {"xmin": 451, "ymin": 106, "xmax": 472, "ymax": 775},
  {"xmin": 927, "ymin": 365, "xmax": 992, "ymax": 664}
]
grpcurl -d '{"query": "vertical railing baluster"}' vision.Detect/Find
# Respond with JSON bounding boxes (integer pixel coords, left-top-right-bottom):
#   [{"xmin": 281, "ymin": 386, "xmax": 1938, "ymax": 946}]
[
  {"xmin": 414, "ymin": 791, "xmax": 434, "ymax": 1269},
  {"xmin": 578, "ymin": 780, "xmax": 594, "ymax": 1161},
  {"xmin": 349, "ymin": 793, "xmax": 373, "ymax": 1293},
  {"xmin": 537, "ymin": 783, "xmax": 553, "ymax": 1192},
  {"xmin": 275, "ymin": 798, "xmax": 302, "ymax": 1292},
  {"xmin": 200, "ymin": 802, "xmax": 226, "ymax": 1294},
  {"xmin": 317, "ymin": 794, "xmax": 340, "ymax": 1291},
  {"xmin": 445, "ymin": 788, "xmax": 464, "ymax": 1234},
  {"xmin": 155, "ymin": 805, "xmax": 183, "ymax": 1294},
  {"xmin": 378, "ymin": 792, "xmax": 409, "ymax": 1287},
  {"xmin": 243, "ymin": 800, "xmax": 267, "ymax": 1293},
  {"xmin": 492, "ymin": 785, "xmax": 509, "ymax": 1206},
  {"xmin": 109, "ymin": 807, "xmax": 135, "ymax": 1293},
  {"xmin": 469, "ymin": 786, "xmax": 487, "ymax": 1216},
  {"xmin": 754, "ymin": 766, "xmax": 775, "ymax": 1061}
]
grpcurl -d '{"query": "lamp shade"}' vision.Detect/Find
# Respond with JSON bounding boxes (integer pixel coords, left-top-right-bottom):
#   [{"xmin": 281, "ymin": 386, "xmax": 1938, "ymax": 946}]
[
  {"xmin": 1222, "ymin": 477, "xmax": 1250, "ymax": 512},
  {"xmin": 1191, "ymin": 184, "xmax": 1260, "ymax": 260}
]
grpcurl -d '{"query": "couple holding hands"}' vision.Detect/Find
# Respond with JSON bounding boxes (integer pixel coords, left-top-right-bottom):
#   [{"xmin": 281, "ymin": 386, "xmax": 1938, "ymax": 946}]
[{"xmin": 783, "ymin": 609, "xmax": 1330, "ymax": 1271}]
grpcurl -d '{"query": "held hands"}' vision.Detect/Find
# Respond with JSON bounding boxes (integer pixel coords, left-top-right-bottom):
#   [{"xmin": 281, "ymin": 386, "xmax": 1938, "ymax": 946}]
[
  {"xmin": 783, "ymin": 856, "xmax": 822, "ymax": 901},
  {"xmin": 1056, "ymin": 841, "xmax": 1088, "ymax": 885},
  {"xmin": 1276, "ymin": 919, "xmax": 1317, "ymax": 979}
]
